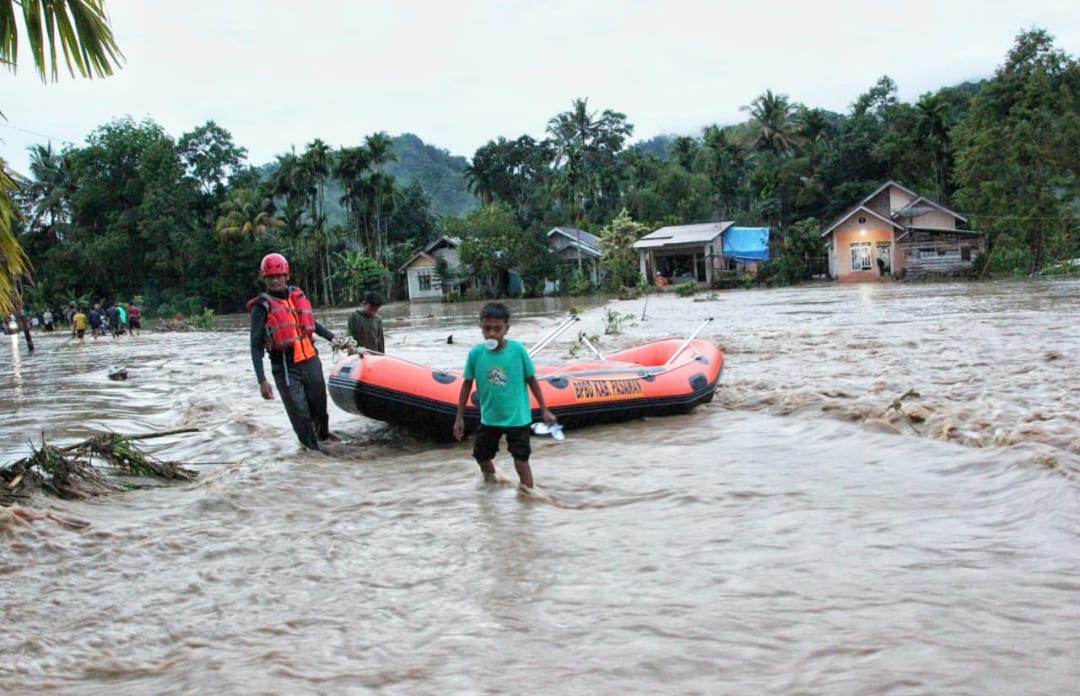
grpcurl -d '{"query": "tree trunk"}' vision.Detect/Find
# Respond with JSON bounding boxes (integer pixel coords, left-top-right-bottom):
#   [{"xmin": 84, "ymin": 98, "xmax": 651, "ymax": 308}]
[
  {"xmin": 14, "ymin": 293, "xmax": 34, "ymax": 353},
  {"xmin": 21, "ymin": 320, "xmax": 34, "ymax": 353},
  {"xmin": 323, "ymin": 245, "xmax": 333, "ymax": 305}
]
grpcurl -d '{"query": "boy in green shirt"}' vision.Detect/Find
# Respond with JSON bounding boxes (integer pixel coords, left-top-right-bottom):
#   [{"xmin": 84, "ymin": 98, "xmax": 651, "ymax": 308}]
[{"xmin": 453, "ymin": 303, "xmax": 556, "ymax": 488}]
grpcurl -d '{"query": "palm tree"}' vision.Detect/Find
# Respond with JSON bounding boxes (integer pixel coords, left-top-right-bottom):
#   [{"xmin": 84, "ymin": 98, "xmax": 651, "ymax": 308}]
[
  {"xmin": 698, "ymin": 125, "xmax": 746, "ymax": 220},
  {"xmin": 0, "ymin": 0, "xmax": 122, "ymax": 81},
  {"xmin": 334, "ymin": 144, "xmax": 373, "ymax": 246},
  {"xmin": 914, "ymin": 93, "xmax": 954, "ymax": 201},
  {"xmin": 299, "ymin": 139, "xmax": 335, "ymax": 303},
  {"xmin": 268, "ymin": 151, "xmax": 318, "ymax": 289},
  {"xmin": 546, "ymin": 98, "xmax": 632, "ymax": 224},
  {"xmin": 547, "ymin": 99, "xmax": 596, "ymax": 223},
  {"xmin": 462, "ymin": 149, "xmax": 497, "ymax": 206},
  {"xmin": 669, "ymin": 136, "xmax": 698, "ymax": 170},
  {"xmin": 741, "ymin": 89, "xmax": 804, "ymax": 156},
  {"xmin": 300, "ymin": 138, "xmax": 332, "ymax": 226},
  {"xmin": 792, "ymin": 107, "xmax": 833, "ymax": 213},
  {"xmin": 1, "ymin": 0, "xmax": 123, "ymax": 316},
  {"xmin": 0, "ymin": 162, "xmax": 29, "ymax": 311},
  {"xmin": 25, "ymin": 143, "xmax": 74, "ymax": 239},
  {"xmin": 359, "ymin": 132, "xmax": 397, "ymax": 263},
  {"xmin": 215, "ymin": 188, "xmax": 283, "ymax": 240}
]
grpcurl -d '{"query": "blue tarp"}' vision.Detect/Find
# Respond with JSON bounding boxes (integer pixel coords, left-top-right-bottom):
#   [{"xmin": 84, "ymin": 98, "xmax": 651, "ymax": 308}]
[{"xmin": 721, "ymin": 227, "xmax": 770, "ymax": 261}]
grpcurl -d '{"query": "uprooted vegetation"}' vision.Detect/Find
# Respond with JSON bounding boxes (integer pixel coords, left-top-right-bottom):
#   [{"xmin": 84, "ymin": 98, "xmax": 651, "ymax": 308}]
[{"xmin": 1, "ymin": 430, "xmax": 198, "ymax": 506}]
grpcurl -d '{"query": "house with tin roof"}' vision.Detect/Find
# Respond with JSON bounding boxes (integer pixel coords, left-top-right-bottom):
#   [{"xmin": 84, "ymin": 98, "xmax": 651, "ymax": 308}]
[
  {"xmin": 632, "ymin": 221, "xmax": 769, "ymax": 286},
  {"xmin": 397, "ymin": 235, "xmax": 463, "ymax": 301},
  {"xmin": 822, "ymin": 181, "xmax": 985, "ymax": 282},
  {"xmin": 547, "ymin": 226, "xmax": 602, "ymax": 288}
]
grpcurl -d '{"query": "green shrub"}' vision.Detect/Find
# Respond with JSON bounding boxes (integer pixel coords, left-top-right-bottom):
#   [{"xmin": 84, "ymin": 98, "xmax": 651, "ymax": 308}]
[
  {"xmin": 603, "ymin": 309, "xmax": 634, "ymax": 335},
  {"xmin": 567, "ymin": 269, "xmax": 593, "ymax": 296},
  {"xmin": 189, "ymin": 308, "xmax": 215, "ymax": 330},
  {"xmin": 980, "ymin": 246, "xmax": 1031, "ymax": 276}
]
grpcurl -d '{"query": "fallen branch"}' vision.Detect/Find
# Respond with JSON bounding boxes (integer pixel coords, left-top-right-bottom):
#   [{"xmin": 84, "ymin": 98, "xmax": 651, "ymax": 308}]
[{"xmin": 2, "ymin": 430, "xmax": 199, "ymax": 505}]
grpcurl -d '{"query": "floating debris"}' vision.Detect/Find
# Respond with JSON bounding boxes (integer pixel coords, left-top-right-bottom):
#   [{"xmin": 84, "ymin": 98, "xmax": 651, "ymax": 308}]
[
  {"xmin": 154, "ymin": 317, "xmax": 204, "ymax": 332},
  {"xmin": 107, "ymin": 366, "xmax": 128, "ymax": 380},
  {"xmin": 885, "ymin": 389, "xmax": 923, "ymax": 435},
  {"xmin": 1, "ymin": 429, "xmax": 199, "ymax": 505}
]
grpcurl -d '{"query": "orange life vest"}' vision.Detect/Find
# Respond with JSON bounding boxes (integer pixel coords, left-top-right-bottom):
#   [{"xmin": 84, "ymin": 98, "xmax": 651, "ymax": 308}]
[{"xmin": 247, "ymin": 287, "xmax": 317, "ymax": 362}]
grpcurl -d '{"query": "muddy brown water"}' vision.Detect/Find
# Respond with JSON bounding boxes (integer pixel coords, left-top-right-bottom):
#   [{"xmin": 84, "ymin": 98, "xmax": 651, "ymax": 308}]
[{"xmin": 2, "ymin": 281, "xmax": 1078, "ymax": 694}]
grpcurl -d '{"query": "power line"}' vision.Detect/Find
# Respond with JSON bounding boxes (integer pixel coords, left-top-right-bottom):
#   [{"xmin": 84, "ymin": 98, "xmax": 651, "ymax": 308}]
[
  {"xmin": 0, "ymin": 121, "xmax": 78, "ymax": 146},
  {"xmin": 966, "ymin": 213, "xmax": 1078, "ymax": 221}
]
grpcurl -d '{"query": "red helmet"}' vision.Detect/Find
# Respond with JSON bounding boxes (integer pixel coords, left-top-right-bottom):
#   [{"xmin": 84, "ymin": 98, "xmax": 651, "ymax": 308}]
[{"xmin": 260, "ymin": 253, "xmax": 289, "ymax": 276}]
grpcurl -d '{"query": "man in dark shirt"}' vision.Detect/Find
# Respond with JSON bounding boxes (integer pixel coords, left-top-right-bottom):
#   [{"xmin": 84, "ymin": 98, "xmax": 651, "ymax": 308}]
[
  {"xmin": 88, "ymin": 304, "xmax": 103, "ymax": 339},
  {"xmin": 347, "ymin": 291, "xmax": 385, "ymax": 352},
  {"xmin": 248, "ymin": 253, "xmax": 346, "ymax": 451}
]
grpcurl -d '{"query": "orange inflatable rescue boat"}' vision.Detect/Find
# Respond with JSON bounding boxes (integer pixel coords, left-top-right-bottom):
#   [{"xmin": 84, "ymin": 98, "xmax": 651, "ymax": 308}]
[{"xmin": 329, "ymin": 317, "xmax": 723, "ymax": 437}]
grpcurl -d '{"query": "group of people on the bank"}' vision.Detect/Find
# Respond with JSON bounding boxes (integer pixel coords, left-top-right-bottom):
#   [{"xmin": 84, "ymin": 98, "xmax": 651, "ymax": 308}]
[
  {"xmin": 4, "ymin": 308, "xmax": 58, "ymax": 334},
  {"xmin": 249, "ymin": 252, "xmax": 554, "ymax": 488},
  {"xmin": 67, "ymin": 300, "xmax": 141, "ymax": 341},
  {"xmin": 5, "ymin": 300, "xmax": 141, "ymax": 340}
]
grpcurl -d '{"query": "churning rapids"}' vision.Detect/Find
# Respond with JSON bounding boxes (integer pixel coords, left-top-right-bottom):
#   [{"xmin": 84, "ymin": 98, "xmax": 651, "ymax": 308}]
[{"xmin": 2, "ymin": 279, "xmax": 1079, "ymax": 695}]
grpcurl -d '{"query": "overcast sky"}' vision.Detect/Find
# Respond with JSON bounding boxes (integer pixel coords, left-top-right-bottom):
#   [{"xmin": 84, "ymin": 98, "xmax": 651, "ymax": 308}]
[{"xmin": 1, "ymin": 0, "xmax": 1076, "ymax": 177}]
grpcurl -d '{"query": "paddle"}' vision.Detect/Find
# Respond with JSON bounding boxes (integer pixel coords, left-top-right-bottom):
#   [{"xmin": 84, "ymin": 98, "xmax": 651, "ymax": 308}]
[
  {"xmin": 663, "ymin": 317, "xmax": 714, "ymax": 367},
  {"xmin": 528, "ymin": 315, "xmax": 580, "ymax": 358}
]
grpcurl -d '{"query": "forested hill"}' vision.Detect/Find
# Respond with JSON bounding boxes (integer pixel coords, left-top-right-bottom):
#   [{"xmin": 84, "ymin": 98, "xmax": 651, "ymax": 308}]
[
  {"xmin": 384, "ymin": 133, "xmax": 477, "ymax": 216},
  {"xmin": 254, "ymin": 132, "xmax": 478, "ymax": 218}
]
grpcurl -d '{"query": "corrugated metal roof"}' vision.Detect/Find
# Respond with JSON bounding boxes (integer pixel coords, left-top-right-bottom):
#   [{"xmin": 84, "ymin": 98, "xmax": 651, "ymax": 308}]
[
  {"xmin": 633, "ymin": 221, "xmax": 733, "ymax": 249},
  {"xmin": 548, "ymin": 226, "xmax": 601, "ymax": 253}
]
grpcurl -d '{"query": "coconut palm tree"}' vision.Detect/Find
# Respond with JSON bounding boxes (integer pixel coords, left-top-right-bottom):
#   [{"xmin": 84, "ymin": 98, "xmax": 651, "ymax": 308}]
[
  {"xmin": 25, "ymin": 142, "xmax": 74, "ymax": 239},
  {"xmin": 0, "ymin": 0, "xmax": 122, "ymax": 81},
  {"xmin": 741, "ymin": 89, "xmax": 804, "ymax": 156},
  {"xmin": 1, "ymin": 0, "xmax": 123, "ymax": 316},
  {"xmin": 215, "ymin": 187, "xmax": 283, "ymax": 240},
  {"xmin": 546, "ymin": 98, "xmax": 632, "ymax": 224},
  {"xmin": 0, "ymin": 162, "xmax": 29, "ymax": 310}
]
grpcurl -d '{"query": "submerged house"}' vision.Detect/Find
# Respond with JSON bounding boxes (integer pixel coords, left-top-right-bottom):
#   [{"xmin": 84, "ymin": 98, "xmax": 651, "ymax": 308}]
[
  {"xmin": 546, "ymin": 226, "xmax": 602, "ymax": 291},
  {"xmin": 632, "ymin": 222, "xmax": 770, "ymax": 286},
  {"xmin": 822, "ymin": 181, "xmax": 986, "ymax": 282},
  {"xmin": 397, "ymin": 236, "xmax": 463, "ymax": 301}
]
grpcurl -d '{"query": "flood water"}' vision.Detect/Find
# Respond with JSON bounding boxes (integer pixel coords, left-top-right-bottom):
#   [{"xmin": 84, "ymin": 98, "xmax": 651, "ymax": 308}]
[{"xmin": 2, "ymin": 279, "xmax": 1079, "ymax": 694}]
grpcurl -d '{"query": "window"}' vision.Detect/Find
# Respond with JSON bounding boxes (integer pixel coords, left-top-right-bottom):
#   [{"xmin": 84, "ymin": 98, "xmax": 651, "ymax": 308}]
[
  {"xmin": 850, "ymin": 242, "xmax": 873, "ymax": 271},
  {"xmin": 418, "ymin": 272, "xmax": 432, "ymax": 291}
]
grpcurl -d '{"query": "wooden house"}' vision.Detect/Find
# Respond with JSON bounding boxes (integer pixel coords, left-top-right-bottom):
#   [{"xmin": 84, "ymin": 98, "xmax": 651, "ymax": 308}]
[
  {"xmin": 397, "ymin": 236, "xmax": 463, "ymax": 301},
  {"xmin": 547, "ymin": 226, "xmax": 602, "ymax": 289}
]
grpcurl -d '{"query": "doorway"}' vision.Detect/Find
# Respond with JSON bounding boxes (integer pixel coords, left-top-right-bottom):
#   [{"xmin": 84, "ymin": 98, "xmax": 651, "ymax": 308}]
[{"xmin": 875, "ymin": 242, "xmax": 892, "ymax": 276}]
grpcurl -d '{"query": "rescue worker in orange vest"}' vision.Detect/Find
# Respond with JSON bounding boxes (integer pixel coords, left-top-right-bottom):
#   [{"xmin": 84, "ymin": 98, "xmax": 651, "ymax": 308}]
[{"xmin": 248, "ymin": 253, "xmax": 347, "ymax": 451}]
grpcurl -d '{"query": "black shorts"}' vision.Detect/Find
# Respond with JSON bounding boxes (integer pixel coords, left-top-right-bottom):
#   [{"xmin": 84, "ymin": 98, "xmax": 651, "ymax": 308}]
[
  {"xmin": 129, "ymin": 318, "xmax": 141, "ymax": 329},
  {"xmin": 472, "ymin": 424, "xmax": 531, "ymax": 462}
]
